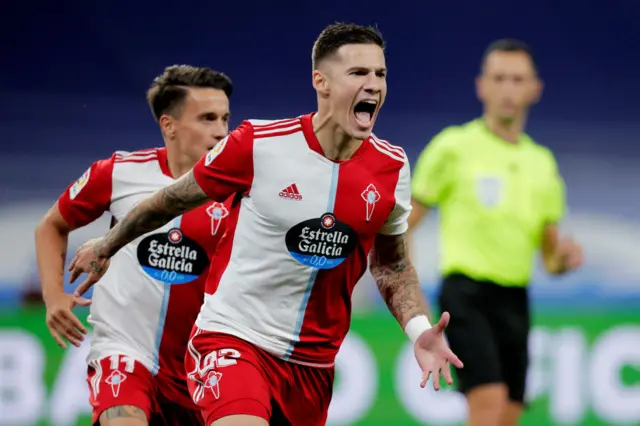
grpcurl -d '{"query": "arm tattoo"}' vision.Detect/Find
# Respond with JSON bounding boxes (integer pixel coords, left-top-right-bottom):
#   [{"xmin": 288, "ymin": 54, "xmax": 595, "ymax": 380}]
[
  {"xmin": 97, "ymin": 171, "xmax": 209, "ymax": 258},
  {"xmin": 102, "ymin": 405, "xmax": 147, "ymax": 420},
  {"xmin": 369, "ymin": 233, "xmax": 430, "ymax": 328}
]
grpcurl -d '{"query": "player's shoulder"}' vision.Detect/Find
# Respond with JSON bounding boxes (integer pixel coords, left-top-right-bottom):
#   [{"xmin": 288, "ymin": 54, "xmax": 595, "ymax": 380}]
[
  {"xmin": 368, "ymin": 133, "xmax": 408, "ymax": 165},
  {"xmin": 113, "ymin": 148, "xmax": 160, "ymax": 164},
  {"xmin": 242, "ymin": 116, "xmax": 304, "ymax": 140}
]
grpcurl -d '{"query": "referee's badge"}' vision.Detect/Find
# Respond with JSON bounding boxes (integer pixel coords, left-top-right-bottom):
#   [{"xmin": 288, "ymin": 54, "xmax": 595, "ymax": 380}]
[{"xmin": 476, "ymin": 176, "xmax": 503, "ymax": 207}]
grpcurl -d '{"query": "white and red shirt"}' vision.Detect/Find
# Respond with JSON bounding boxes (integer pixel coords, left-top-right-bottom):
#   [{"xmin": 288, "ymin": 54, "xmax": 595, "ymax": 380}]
[
  {"xmin": 191, "ymin": 113, "xmax": 411, "ymax": 367},
  {"xmin": 58, "ymin": 147, "xmax": 232, "ymax": 406}
]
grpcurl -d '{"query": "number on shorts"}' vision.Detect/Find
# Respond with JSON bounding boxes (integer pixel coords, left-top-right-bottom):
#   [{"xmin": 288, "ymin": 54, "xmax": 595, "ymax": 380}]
[
  {"xmin": 109, "ymin": 355, "xmax": 135, "ymax": 373},
  {"xmin": 203, "ymin": 348, "xmax": 241, "ymax": 370}
]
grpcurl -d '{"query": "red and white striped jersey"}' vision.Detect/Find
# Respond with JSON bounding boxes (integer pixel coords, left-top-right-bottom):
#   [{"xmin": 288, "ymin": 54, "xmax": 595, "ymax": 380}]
[
  {"xmin": 192, "ymin": 113, "xmax": 411, "ymax": 367},
  {"xmin": 57, "ymin": 147, "xmax": 231, "ymax": 406}
]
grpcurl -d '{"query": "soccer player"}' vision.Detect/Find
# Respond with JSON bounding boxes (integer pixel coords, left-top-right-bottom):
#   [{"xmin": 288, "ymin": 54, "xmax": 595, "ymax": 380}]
[
  {"xmin": 68, "ymin": 24, "xmax": 463, "ymax": 426},
  {"xmin": 35, "ymin": 65, "xmax": 234, "ymax": 426},
  {"xmin": 408, "ymin": 39, "xmax": 583, "ymax": 426}
]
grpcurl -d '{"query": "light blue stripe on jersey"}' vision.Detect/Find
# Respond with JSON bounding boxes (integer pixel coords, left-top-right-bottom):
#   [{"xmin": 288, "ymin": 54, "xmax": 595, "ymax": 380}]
[
  {"xmin": 283, "ymin": 163, "xmax": 340, "ymax": 360},
  {"xmin": 151, "ymin": 215, "xmax": 182, "ymax": 375}
]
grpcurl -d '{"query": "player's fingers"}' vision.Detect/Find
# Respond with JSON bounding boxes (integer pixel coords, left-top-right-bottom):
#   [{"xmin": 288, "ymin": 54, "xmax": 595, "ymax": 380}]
[
  {"xmin": 62, "ymin": 328, "xmax": 84, "ymax": 347},
  {"xmin": 420, "ymin": 370, "xmax": 431, "ymax": 388},
  {"xmin": 448, "ymin": 351, "xmax": 464, "ymax": 369},
  {"xmin": 437, "ymin": 311, "xmax": 450, "ymax": 330},
  {"xmin": 68, "ymin": 255, "xmax": 78, "ymax": 272},
  {"xmin": 443, "ymin": 362, "xmax": 454, "ymax": 385},
  {"xmin": 63, "ymin": 310, "xmax": 88, "ymax": 335},
  {"xmin": 55, "ymin": 318, "xmax": 84, "ymax": 347},
  {"xmin": 69, "ymin": 266, "xmax": 83, "ymax": 283},
  {"xmin": 74, "ymin": 296, "xmax": 92, "ymax": 307},
  {"xmin": 432, "ymin": 369, "xmax": 441, "ymax": 391},
  {"xmin": 74, "ymin": 275, "xmax": 96, "ymax": 297},
  {"xmin": 47, "ymin": 324, "xmax": 67, "ymax": 349}
]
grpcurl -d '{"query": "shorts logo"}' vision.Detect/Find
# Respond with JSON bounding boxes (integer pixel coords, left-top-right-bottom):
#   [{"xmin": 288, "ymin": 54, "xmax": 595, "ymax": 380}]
[
  {"xmin": 205, "ymin": 371, "xmax": 223, "ymax": 399},
  {"xmin": 476, "ymin": 176, "xmax": 503, "ymax": 207},
  {"xmin": 204, "ymin": 136, "xmax": 229, "ymax": 166},
  {"xmin": 187, "ymin": 346, "xmax": 241, "ymax": 404},
  {"xmin": 69, "ymin": 167, "xmax": 91, "ymax": 200},
  {"xmin": 105, "ymin": 370, "xmax": 127, "ymax": 398},
  {"xmin": 206, "ymin": 202, "xmax": 229, "ymax": 236},
  {"xmin": 361, "ymin": 184, "xmax": 381, "ymax": 221}
]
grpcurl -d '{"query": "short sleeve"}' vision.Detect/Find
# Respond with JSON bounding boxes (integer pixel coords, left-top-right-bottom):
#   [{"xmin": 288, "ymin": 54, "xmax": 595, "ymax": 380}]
[
  {"xmin": 57, "ymin": 154, "xmax": 115, "ymax": 229},
  {"xmin": 379, "ymin": 158, "xmax": 412, "ymax": 236},
  {"xmin": 192, "ymin": 121, "xmax": 255, "ymax": 202},
  {"xmin": 544, "ymin": 155, "xmax": 566, "ymax": 224},
  {"xmin": 410, "ymin": 129, "xmax": 458, "ymax": 206}
]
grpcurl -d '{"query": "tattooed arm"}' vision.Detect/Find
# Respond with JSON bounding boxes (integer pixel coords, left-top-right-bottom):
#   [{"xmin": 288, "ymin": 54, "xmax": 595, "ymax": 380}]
[
  {"xmin": 369, "ymin": 233, "xmax": 431, "ymax": 328},
  {"xmin": 94, "ymin": 170, "xmax": 210, "ymax": 259},
  {"xmin": 100, "ymin": 405, "xmax": 147, "ymax": 422}
]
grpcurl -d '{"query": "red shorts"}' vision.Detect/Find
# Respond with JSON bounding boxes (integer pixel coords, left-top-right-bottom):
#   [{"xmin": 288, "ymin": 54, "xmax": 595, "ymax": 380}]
[
  {"xmin": 87, "ymin": 354, "xmax": 203, "ymax": 425},
  {"xmin": 185, "ymin": 328, "xmax": 334, "ymax": 426}
]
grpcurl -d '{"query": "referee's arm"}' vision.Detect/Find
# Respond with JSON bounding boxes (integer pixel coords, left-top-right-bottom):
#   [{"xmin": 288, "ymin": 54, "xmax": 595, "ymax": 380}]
[{"xmin": 539, "ymin": 158, "xmax": 583, "ymax": 275}]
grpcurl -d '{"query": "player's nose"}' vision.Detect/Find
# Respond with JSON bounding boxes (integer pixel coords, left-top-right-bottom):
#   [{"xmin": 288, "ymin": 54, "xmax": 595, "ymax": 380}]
[{"xmin": 211, "ymin": 123, "xmax": 229, "ymax": 142}]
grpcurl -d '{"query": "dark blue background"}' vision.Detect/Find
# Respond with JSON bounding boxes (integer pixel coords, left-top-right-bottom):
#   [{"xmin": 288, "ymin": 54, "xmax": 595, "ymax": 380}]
[{"xmin": 2, "ymin": 0, "xmax": 638, "ymax": 161}]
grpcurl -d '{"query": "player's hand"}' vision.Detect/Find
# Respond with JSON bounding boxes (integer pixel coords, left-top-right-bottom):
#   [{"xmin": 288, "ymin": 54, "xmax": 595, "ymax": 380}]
[
  {"xmin": 557, "ymin": 236, "xmax": 583, "ymax": 272},
  {"xmin": 44, "ymin": 291, "xmax": 91, "ymax": 348},
  {"xmin": 68, "ymin": 238, "xmax": 110, "ymax": 296},
  {"xmin": 414, "ymin": 312, "xmax": 463, "ymax": 391}
]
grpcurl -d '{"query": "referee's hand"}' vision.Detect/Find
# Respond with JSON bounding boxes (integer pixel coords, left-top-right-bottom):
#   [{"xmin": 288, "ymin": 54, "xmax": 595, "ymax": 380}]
[{"xmin": 414, "ymin": 312, "xmax": 463, "ymax": 391}]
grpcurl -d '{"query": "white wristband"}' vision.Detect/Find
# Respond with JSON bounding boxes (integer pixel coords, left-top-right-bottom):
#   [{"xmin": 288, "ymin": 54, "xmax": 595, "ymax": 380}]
[{"xmin": 404, "ymin": 315, "xmax": 432, "ymax": 343}]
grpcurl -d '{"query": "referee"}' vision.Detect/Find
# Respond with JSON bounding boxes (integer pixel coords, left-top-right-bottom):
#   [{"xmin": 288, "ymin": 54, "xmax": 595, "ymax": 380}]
[{"xmin": 408, "ymin": 39, "xmax": 583, "ymax": 426}]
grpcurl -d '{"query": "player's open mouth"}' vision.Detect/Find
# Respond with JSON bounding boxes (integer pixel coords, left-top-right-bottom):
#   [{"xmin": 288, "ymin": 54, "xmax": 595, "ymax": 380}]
[{"xmin": 353, "ymin": 100, "xmax": 377, "ymax": 126}]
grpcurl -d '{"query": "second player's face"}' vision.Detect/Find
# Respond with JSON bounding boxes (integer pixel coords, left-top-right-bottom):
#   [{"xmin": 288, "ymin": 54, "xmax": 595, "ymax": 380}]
[
  {"xmin": 173, "ymin": 87, "xmax": 230, "ymax": 161},
  {"xmin": 477, "ymin": 51, "xmax": 542, "ymax": 121},
  {"xmin": 327, "ymin": 43, "xmax": 387, "ymax": 140}
]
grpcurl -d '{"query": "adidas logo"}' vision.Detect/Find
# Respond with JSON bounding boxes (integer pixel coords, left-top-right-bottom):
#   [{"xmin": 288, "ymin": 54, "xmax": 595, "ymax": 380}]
[{"xmin": 279, "ymin": 183, "xmax": 302, "ymax": 200}]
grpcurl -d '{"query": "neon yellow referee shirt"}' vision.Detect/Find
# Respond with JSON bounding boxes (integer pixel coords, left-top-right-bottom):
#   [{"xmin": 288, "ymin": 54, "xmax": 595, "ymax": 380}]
[{"xmin": 411, "ymin": 119, "xmax": 566, "ymax": 286}]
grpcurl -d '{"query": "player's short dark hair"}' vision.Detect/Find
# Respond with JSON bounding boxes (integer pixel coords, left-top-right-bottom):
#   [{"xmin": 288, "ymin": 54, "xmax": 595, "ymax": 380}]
[
  {"xmin": 481, "ymin": 38, "xmax": 538, "ymax": 73},
  {"xmin": 146, "ymin": 65, "xmax": 233, "ymax": 121},
  {"xmin": 312, "ymin": 23, "xmax": 385, "ymax": 69}
]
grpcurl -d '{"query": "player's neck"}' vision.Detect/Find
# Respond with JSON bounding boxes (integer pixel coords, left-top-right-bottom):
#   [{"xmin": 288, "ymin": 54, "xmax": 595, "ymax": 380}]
[
  {"xmin": 165, "ymin": 147, "xmax": 196, "ymax": 178},
  {"xmin": 483, "ymin": 113, "xmax": 527, "ymax": 144},
  {"xmin": 312, "ymin": 112, "xmax": 362, "ymax": 161}
]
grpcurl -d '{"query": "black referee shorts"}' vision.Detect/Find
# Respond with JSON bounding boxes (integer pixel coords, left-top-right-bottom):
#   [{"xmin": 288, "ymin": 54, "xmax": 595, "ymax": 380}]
[{"xmin": 438, "ymin": 273, "xmax": 530, "ymax": 403}]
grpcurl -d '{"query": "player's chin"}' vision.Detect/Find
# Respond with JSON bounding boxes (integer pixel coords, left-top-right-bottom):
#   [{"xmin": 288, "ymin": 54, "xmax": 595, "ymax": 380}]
[{"xmin": 349, "ymin": 114, "xmax": 375, "ymax": 140}]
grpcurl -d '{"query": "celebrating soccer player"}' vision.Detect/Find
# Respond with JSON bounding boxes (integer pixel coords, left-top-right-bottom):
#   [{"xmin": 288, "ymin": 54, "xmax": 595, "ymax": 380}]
[
  {"xmin": 36, "ymin": 65, "xmax": 234, "ymax": 425},
  {"xmin": 69, "ymin": 24, "xmax": 463, "ymax": 426},
  {"xmin": 408, "ymin": 39, "xmax": 583, "ymax": 426}
]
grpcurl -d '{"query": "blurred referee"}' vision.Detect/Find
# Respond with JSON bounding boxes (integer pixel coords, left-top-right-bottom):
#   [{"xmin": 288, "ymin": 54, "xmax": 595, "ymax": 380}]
[{"xmin": 407, "ymin": 39, "xmax": 583, "ymax": 426}]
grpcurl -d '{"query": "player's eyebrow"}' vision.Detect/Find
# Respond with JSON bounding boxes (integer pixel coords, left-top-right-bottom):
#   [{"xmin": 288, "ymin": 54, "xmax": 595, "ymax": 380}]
[{"xmin": 347, "ymin": 66, "xmax": 387, "ymax": 74}]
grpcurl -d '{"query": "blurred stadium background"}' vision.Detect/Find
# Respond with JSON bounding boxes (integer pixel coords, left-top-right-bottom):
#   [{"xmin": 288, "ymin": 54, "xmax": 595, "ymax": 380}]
[{"xmin": 1, "ymin": 1, "xmax": 639, "ymax": 425}]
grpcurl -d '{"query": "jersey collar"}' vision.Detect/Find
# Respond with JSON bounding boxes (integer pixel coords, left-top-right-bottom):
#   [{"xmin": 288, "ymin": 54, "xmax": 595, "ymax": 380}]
[
  {"xmin": 300, "ymin": 113, "xmax": 370, "ymax": 163},
  {"xmin": 156, "ymin": 147, "xmax": 174, "ymax": 178}
]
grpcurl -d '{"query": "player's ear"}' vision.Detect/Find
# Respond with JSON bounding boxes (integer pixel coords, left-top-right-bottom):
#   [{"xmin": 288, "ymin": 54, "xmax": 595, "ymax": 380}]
[
  {"xmin": 159, "ymin": 114, "xmax": 176, "ymax": 139},
  {"xmin": 531, "ymin": 78, "xmax": 544, "ymax": 105},
  {"xmin": 313, "ymin": 70, "xmax": 330, "ymax": 98}
]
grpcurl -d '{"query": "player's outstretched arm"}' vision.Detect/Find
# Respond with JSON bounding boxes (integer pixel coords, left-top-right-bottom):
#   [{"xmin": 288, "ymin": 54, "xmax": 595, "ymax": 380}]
[
  {"xmin": 369, "ymin": 233, "xmax": 430, "ymax": 326},
  {"xmin": 370, "ymin": 232, "xmax": 463, "ymax": 390},
  {"xmin": 96, "ymin": 170, "xmax": 209, "ymax": 259}
]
